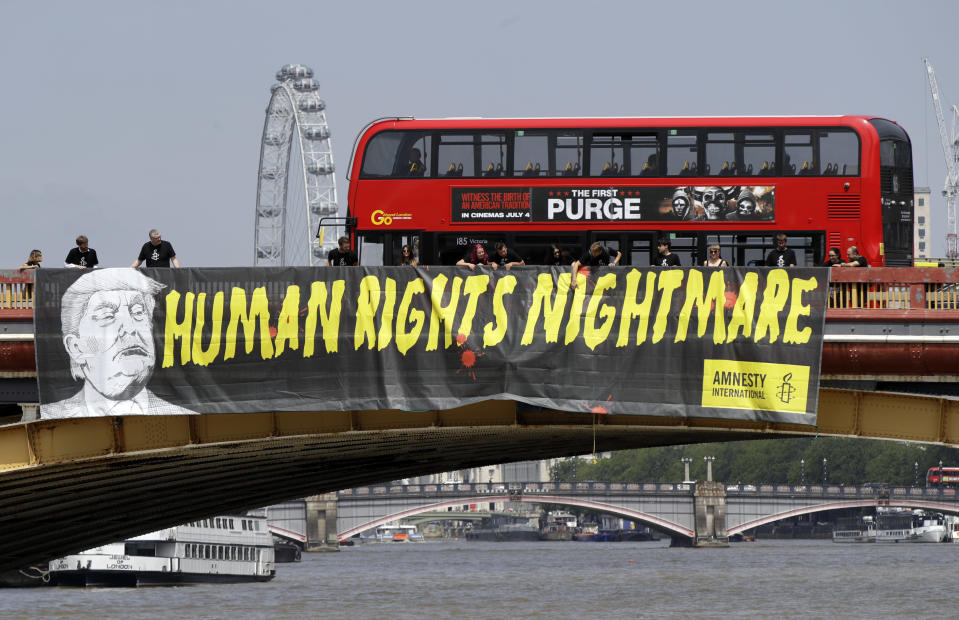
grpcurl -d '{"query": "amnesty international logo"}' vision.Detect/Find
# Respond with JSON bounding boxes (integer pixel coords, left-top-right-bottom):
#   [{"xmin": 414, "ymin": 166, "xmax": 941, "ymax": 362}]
[
  {"xmin": 702, "ymin": 360, "xmax": 810, "ymax": 414},
  {"xmin": 777, "ymin": 373, "xmax": 797, "ymax": 404}
]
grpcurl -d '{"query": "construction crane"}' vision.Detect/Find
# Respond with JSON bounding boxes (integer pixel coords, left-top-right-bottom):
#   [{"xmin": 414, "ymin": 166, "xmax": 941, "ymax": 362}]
[{"xmin": 923, "ymin": 57, "xmax": 959, "ymax": 259}]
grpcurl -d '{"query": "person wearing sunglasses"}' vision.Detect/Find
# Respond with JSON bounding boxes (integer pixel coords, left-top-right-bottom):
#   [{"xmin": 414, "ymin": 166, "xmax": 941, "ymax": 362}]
[{"xmin": 702, "ymin": 244, "xmax": 728, "ymax": 267}]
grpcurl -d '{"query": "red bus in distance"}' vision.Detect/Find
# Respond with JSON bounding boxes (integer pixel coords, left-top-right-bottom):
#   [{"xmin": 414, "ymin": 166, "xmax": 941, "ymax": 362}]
[
  {"xmin": 345, "ymin": 115, "xmax": 913, "ymax": 268},
  {"xmin": 927, "ymin": 467, "xmax": 959, "ymax": 488}
]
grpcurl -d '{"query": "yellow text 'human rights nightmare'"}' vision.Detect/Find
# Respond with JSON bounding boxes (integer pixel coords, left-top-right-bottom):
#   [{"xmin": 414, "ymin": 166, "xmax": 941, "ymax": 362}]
[{"xmin": 160, "ymin": 268, "xmax": 819, "ymax": 367}]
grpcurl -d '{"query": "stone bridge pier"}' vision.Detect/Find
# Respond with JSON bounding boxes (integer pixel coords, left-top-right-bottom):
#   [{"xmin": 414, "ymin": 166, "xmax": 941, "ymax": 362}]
[{"xmin": 670, "ymin": 481, "xmax": 728, "ymax": 547}]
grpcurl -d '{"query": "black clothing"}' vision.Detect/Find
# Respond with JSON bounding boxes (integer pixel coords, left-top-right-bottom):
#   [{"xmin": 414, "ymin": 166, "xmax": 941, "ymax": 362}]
[
  {"xmin": 65, "ymin": 247, "xmax": 99, "ymax": 269},
  {"xmin": 493, "ymin": 249, "xmax": 523, "ymax": 267},
  {"xmin": 764, "ymin": 248, "xmax": 797, "ymax": 268},
  {"xmin": 823, "ymin": 257, "xmax": 842, "ymax": 267},
  {"xmin": 654, "ymin": 252, "xmax": 681, "ymax": 267},
  {"xmin": 546, "ymin": 252, "xmax": 570, "ymax": 266},
  {"xmin": 577, "ymin": 247, "xmax": 617, "ymax": 267},
  {"xmin": 327, "ymin": 248, "xmax": 358, "ymax": 266},
  {"xmin": 138, "ymin": 240, "xmax": 176, "ymax": 267},
  {"xmin": 24, "ymin": 261, "xmax": 41, "ymax": 268},
  {"xmin": 848, "ymin": 255, "xmax": 868, "ymax": 267}
]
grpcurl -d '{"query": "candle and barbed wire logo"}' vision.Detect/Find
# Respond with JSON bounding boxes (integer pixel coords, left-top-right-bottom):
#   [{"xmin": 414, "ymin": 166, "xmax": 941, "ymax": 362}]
[{"xmin": 776, "ymin": 373, "xmax": 797, "ymax": 404}]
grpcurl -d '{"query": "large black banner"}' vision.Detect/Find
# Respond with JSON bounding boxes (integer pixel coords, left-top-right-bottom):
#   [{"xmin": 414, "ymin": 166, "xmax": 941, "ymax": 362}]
[
  {"xmin": 34, "ymin": 266, "xmax": 827, "ymax": 424},
  {"xmin": 451, "ymin": 186, "xmax": 775, "ymax": 224}
]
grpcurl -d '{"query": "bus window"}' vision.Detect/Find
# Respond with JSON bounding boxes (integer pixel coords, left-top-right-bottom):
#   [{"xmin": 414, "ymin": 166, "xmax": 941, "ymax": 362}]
[
  {"xmin": 705, "ymin": 132, "xmax": 736, "ymax": 176},
  {"xmin": 627, "ymin": 235, "xmax": 655, "ymax": 266},
  {"xmin": 819, "ymin": 129, "xmax": 859, "ymax": 175},
  {"xmin": 741, "ymin": 133, "xmax": 776, "ymax": 177},
  {"xmin": 553, "ymin": 131, "xmax": 584, "ymax": 177},
  {"xmin": 438, "ymin": 133, "xmax": 476, "ymax": 177},
  {"xmin": 479, "ymin": 133, "xmax": 508, "ymax": 178},
  {"xmin": 514, "ymin": 130, "xmax": 547, "ymax": 177},
  {"xmin": 664, "ymin": 233, "xmax": 699, "ymax": 266},
  {"xmin": 666, "ymin": 131, "xmax": 698, "ymax": 176},
  {"xmin": 784, "ymin": 131, "xmax": 816, "ymax": 176},
  {"xmin": 628, "ymin": 134, "xmax": 660, "ymax": 176},
  {"xmin": 511, "ymin": 233, "xmax": 583, "ymax": 265},
  {"xmin": 361, "ymin": 131, "xmax": 408, "ymax": 177},
  {"xmin": 407, "ymin": 134, "xmax": 431, "ymax": 177},
  {"xmin": 590, "ymin": 134, "xmax": 626, "ymax": 177}
]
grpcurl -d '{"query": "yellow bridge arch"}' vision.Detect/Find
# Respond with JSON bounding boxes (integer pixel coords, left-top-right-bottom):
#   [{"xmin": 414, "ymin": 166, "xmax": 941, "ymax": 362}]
[{"xmin": 1, "ymin": 388, "xmax": 958, "ymax": 571}]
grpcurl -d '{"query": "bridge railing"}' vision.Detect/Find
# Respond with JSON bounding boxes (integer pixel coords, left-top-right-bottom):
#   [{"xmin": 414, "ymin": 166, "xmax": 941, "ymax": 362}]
[
  {"xmin": 826, "ymin": 267, "xmax": 959, "ymax": 317},
  {"xmin": 341, "ymin": 482, "xmax": 959, "ymax": 500},
  {"xmin": 0, "ymin": 270, "xmax": 34, "ymax": 316},
  {"xmin": 339, "ymin": 481, "xmax": 696, "ymax": 497},
  {"xmin": 725, "ymin": 483, "xmax": 959, "ymax": 499},
  {"xmin": 3, "ymin": 268, "xmax": 959, "ymax": 318}
]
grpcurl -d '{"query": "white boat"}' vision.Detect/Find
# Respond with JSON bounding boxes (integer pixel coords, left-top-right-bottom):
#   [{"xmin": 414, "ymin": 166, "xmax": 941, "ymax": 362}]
[
  {"xmin": 875, "ymin": 509, "xmax": 946, "ymax": 543},
  {"xmin": 49, "ymin": 513, "xmax": 276, "ymax": 586},
  {"xmin": 946, "ymin": 515, "xmax": 959, "ymax": 542},
  {"xmin": 373, "ymin": 523, "xmax": 424, "ymax": 543},
  {"xmin": 832, "ymin": 516, "xmax": 877, "ymax": 543}
]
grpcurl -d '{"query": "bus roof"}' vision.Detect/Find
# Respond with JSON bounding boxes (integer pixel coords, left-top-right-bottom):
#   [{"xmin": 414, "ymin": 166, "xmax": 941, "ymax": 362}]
[{"xmin": 362, "ymin": 115, "xmax": 890, "ymax": 129}]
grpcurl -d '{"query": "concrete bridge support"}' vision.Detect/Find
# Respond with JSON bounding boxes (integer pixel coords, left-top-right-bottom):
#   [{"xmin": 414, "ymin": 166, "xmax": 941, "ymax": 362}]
[
  {"xmin": 693, "ymin": 482, "xmax": 728, "ymax": 547},
  {"xmin": 305, "ymin": 493, "xmax": 339, "ymax": 552}
]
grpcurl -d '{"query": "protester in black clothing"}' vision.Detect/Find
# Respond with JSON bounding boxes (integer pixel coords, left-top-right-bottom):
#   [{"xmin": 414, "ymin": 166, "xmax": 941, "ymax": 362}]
[
  {"xmin": 19, "ymin": 249, "xmax": 42, "ymax": 270},
  {"xmin": 65, "ymin": 235, "xmax": 99, "ymax": 269},
  {"xmin": 457, "ymin": 243, "xmax": 495, "ymax": 271},
  {"xmin": 132, "ymin": 229, "xmax": 180, "ymax": 268},
  {"xmin": 653, "ymin": 238, "xmax": 681, "ymax": 267},
  {"xmin": 399, "ymin": 244, "xmax": 417, "ymax": 266},
  {"xmin": 702, "ymin": 244, "xmax": 728, "ymax": 267},
  {"xmin": 823, "ymin": 247, "xmax": 842, "ymax": 267},
  {"xmin": 840, "ymin": 245, "xmax": 868, "ymax": 267},
  {"xmin": 492, "ymin": 242, "xmax": 525, "ymax": 270},
  {"xmin": 328, "ymin": 236, "xmax": 359, "ymax": 266},
  {"xmin": 764, "ymin": 233, "xmax": 796, "ymax": 267},
  {"xmin": 570, "ymin": 242, "xmax": 621, "ymax": 288},
  {"xmin": 544, "ymin": 244, "xmax": 571, "ymax": 265}
]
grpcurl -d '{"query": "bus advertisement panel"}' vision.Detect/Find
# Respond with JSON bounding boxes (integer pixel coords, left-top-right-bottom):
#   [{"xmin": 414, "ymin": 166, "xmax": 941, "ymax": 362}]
[
  {"xmin": 451, "ymin": 186, "xmax": 775, "ymax": 224},
  {"xmin": 34, "ymin": 266, "xmax": 828, "ymax": 426}
]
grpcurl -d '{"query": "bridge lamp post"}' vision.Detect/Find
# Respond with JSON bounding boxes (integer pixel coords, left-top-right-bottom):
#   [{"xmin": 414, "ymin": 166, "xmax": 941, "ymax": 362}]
[
  {"xmin": 681, "ymin": 457, "xmax": 693, "ymax": 483},
  {"xmin": 704, "ymin": 456, "xmax": 715, "ymax": 482},
  {"xmin": 822, "ymin": 458, "xmax": 828, "ymax": 484},
  {"xmin": 914, "ymin": 461, "xmax": 919, "ymax": 487},
  {"xmin": 940, "ymin": 459, "xmax": 944, "ymax": 489},
  {"xmin": 800, "ymin": 459, "xmax": 805, "ymax": 485}
]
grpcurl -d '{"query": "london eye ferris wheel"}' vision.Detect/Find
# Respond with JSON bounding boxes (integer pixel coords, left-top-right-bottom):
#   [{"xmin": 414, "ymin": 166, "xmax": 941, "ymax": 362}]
[{"xmin": 254, "ymin": 64, "xmax": 339, "ymax": 266}]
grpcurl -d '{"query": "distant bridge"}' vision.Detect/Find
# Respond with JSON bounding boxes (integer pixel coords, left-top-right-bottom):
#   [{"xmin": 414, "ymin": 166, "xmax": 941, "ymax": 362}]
[{"xmin": 267, "ymin": 481, "xmax": 959, "ymax": 546}]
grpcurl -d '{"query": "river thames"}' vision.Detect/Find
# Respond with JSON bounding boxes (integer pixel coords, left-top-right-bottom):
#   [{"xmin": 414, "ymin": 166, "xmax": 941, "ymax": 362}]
[{"xmin": 7, "ymin": 539, "xmax": 957, "ymax": 618}]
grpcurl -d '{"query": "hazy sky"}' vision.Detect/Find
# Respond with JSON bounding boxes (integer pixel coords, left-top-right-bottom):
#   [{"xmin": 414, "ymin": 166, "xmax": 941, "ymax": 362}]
[{"xmin": 2, "ymin": 0, "xmax": 957, "ymax": 268}]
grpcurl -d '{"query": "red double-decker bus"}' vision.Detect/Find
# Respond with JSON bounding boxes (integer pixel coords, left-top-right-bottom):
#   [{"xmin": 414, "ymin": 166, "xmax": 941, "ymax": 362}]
[
  {"xmin": 345, "ymin": 115, "xmax": 913, "ymax": 268},
  {"xmin": 927, "ymin": 466, "xmax": 959, "ymax": 488}
]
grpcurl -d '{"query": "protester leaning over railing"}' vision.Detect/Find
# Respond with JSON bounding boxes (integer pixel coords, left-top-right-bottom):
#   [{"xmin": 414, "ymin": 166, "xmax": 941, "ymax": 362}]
[
  {"xmin": 64, "ymin": 235, "xmax": 98, "ymax": 269},
  {"xmin": 823, "ymin": 247, "xmax": 842, "ymax": 267},
  {"xmin": 840, "ymin": 246, "xmax": 868, "ymax": 268},
  {"xmin": 19, "ymin": 249, "xmax": 42, "ymax": 271}
]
